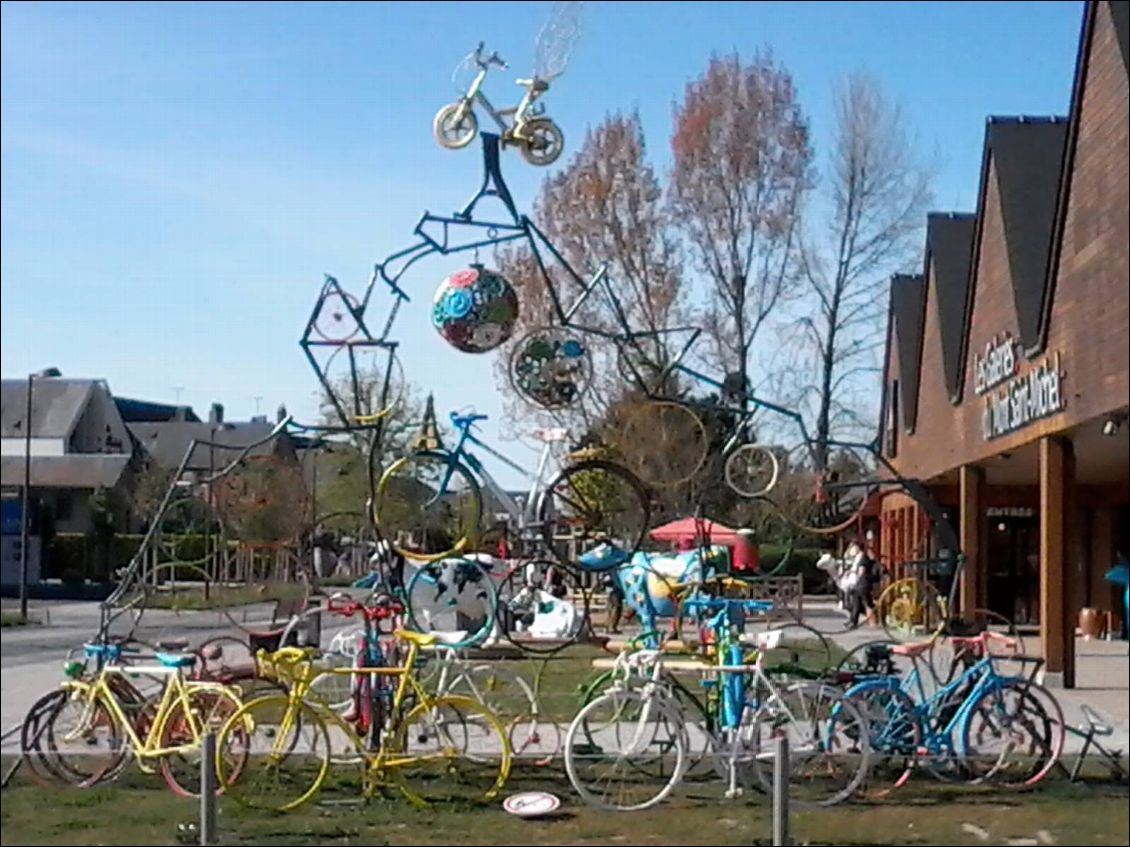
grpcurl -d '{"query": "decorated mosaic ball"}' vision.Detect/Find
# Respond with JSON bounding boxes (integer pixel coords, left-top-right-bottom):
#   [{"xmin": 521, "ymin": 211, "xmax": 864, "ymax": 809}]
[{"xmin": 432, "ymin": 265, "xmax": 520, "ymax": 354}]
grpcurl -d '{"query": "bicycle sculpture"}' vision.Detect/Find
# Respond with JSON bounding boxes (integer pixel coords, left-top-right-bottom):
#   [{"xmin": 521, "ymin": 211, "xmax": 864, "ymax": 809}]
[{"xmin": 433, "ymin": 2, "xmax": 582, "ymax": 165}]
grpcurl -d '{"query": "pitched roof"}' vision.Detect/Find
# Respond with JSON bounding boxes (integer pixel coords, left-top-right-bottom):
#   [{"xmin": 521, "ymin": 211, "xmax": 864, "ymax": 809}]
[
  {"xmin": 114, "ymin": 397, "xmax": 200, "ymax": 423},
  {"xmin": 0, "ymin": 455, "xmax": 130, "ymax": 488},
  {"xmin": 128, "ymin": 420, "xmax": 289, "ymax": 472},
  {"xmin": 924, "ymin": 213, "xmax": 977, "ymax": 403},
  {"xmin": 890, "ymin": 273, "xmax": 926, "ymax": 432},
  {"xmin": 0, "ymin": 378, "xmax": 95, "ymax": 439}
]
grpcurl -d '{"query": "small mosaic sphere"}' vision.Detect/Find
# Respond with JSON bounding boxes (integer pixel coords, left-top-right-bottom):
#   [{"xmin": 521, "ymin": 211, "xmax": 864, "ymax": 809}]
[{"xmin": 432, "ymin": 266, "xmax": 520, "ymax": 354}]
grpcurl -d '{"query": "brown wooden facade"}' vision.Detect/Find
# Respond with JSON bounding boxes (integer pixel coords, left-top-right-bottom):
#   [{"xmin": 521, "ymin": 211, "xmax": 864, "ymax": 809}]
[{"xmin": 878, "ymin": 1, "xmax": 1129, "ymax": 687}]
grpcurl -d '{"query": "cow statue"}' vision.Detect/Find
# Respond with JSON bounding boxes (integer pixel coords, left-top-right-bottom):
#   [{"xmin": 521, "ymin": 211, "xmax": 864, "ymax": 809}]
[{"xmin": 580, "ymin": 542, "xmax": 730, "ymax": 645}]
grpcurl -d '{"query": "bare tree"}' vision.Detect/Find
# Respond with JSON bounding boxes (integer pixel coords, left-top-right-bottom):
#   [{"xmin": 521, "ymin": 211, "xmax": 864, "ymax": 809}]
[
  {"xmin": 494, "ymin": 111, "xmax": 687, "ymax": 433},
  {"xmin": 792, "ymin": 70, "xmax": 933, "ymax": 468},
  {"xmin": 670, "ymin": 50, "xmax": 813, "ymax": 398}
]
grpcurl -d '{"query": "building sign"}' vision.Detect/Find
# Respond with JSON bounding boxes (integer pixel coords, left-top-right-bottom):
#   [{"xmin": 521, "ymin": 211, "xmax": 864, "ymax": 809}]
[
  {"xmin": 978, "ymin": 339, "xmax": 1066, "ymax": 440},
  {"xmin": 986, "ymin": 507, "xmax": 1036, "ymax": 518},
  {"xmin": 973, "ymin": 333, "xmax": 1020, "ymax": 396}
]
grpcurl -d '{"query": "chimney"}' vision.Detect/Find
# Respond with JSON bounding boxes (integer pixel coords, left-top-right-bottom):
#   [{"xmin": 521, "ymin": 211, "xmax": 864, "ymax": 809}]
[{"xmin": 209, "ymin": 402, "xmax": 224, "ymax": 424}]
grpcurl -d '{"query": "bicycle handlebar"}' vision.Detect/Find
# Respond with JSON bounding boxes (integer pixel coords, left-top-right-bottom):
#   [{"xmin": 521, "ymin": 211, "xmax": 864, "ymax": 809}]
[
  {"xmin": 325, "ymin": 592, "xmax": 404, "ymax": 621},
  {"xmin": 473, "ymin": 41, "xmax": 507, "ymax": 70}
]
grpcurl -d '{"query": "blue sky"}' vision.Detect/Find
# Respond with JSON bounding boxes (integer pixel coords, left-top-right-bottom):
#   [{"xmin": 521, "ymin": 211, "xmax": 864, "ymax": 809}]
[{"xmin": 2, "ymin": 1, "xmax": 1085, "ymax": 483}]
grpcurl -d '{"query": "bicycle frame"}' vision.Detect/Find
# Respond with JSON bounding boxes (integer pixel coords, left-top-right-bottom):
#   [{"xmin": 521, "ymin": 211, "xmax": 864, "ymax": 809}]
[
  {"xmin": 66, "ymin": 665, "xmax": 225, "ymax": 769},
  {"xmin": 458, "ymin": 66, "xmax": 544, "ymax": 137},
  {"xmin": 436, "ymin": 419, "xmax": 559, "ymax": 533}
]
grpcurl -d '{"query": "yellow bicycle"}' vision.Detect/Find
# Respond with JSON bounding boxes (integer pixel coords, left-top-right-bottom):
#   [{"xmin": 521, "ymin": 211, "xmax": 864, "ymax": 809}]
[
  {"xmin": 56, "ymin": 645, "xmax": 245, "ymax": 796},
  {"xmin": 214, "ymin": 631, "xmax": 512, "ymax": 812}
]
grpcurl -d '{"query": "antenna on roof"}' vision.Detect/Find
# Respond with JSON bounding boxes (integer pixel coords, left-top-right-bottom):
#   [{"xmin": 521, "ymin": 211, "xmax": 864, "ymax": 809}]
[{"xmin": 253, "ymin": 395, "xmax": 263, "ymax": 415}]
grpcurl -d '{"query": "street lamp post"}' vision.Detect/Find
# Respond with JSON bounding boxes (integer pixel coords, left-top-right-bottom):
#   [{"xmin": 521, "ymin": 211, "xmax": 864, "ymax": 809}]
[{"xmin": 20, "ymin": 367, "xmax": 61, "ymax": 621}]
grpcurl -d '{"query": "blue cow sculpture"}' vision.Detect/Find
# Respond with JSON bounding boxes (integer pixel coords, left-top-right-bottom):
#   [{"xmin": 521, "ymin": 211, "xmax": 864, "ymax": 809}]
[{"xmin": 579, "ymin": 542, "xmax": 730, "ymax": 645}]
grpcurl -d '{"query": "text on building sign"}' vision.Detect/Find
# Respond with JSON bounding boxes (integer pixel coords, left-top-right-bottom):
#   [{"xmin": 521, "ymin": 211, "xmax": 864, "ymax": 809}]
[{"xmin": 980, "ymin": 350, "xmax": 1065, "ymax": 440}]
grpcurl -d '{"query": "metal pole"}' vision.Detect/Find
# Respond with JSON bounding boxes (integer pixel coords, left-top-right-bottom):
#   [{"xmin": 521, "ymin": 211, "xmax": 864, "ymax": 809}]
[
  {"xmin": 199, "ymin": 731, "xmax": 217, "ymax": 845},
  {"xmin": 19, "ymin": 373, "xmax": 33, "ymax": 621},
  {"xmin": 772, "ymin": 734, "xmax": 790, "ymax": 847}
]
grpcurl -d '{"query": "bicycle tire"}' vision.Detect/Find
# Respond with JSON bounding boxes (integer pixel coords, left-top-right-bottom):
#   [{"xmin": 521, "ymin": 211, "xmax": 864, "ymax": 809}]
[
  {"xmin": 539, "ymin": 459, "xmax": 651, "ymax": 564},
  {"xmin": 405, "ymin": 556, "xmax": 499, "ymax": 649},
  {"xmin": 393, "ymin": 695, "xmax": 512, "ymax": 806},
  {"xmin": 564, "ymin": 688, "xmax": 687, "ymax": 811},
  {"xmin": 375, "ymin": 451, "xmax": 482, "ymax": 562},
  {"xmin": 959, "ymin": 678, "xmax": 1065, "ymax": 789},
  {"xmin": 216, "ymin": 694, "xmax": 333, "ymax": 812},
  {"xmin": 158, "ymin": 685, "xmax": 247, "ymax": 797}
]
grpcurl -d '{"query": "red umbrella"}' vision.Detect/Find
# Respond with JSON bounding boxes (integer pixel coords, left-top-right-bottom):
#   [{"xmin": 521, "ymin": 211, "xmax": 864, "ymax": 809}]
[{"xmin": 648, "ymin": 517, "xmax": 739, "ymax": 546}]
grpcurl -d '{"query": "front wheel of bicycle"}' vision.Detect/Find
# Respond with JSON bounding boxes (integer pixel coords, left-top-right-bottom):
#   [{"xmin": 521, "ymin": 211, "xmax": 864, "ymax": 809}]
[
  {"xmin": 433, "ymin": 102, "xmax": 478, "ymax": 149},
  {"xmin": 749, "ymin": 682, "xmax": 870, "ymax": 807},
  {"xmin": 216, "ymin": 695, "xmax": 334, "ymax": 813},
  {"xmin": 564, "ymin": 688, "xmax": 687, "ymax": 812},
  {"xmin": 724, "ymin": 443, "xmax": 781, "ymax": 498},
  {"xmin": 159, "ymin": 686, "xmax": 247, "ymax": 797},
  {"xmin": 406, "ymin": 557, "xmax": 499, "ymax": 649},
  {"xmin": 375, "ymin": 451, "xmax": 482, "ymax": 562},
  {"xmin": 959, "ymin": 678, "xmax": 1065, "ymax": 789},
  {"xmin": 394, "ymin": 695, "xmax": 511, "ymax": 806}
]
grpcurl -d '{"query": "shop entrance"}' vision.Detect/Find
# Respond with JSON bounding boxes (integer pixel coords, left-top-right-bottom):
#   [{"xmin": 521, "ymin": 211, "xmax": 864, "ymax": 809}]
[{"xmin": 986, "ymin": 508, "xmax": 1040, "ymax": 625}]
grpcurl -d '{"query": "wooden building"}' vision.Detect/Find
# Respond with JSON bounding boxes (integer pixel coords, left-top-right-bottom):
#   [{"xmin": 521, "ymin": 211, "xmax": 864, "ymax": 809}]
[{"xmin": 878, "ymin": 0, "xmax": 1129, "ymax": 687}]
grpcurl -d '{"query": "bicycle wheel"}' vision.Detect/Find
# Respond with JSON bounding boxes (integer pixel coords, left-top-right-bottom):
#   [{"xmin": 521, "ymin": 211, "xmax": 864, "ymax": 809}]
[
  {"xmin": 564, "ymin": 688, "xmax": 687, "ymax": 811},
  {"xmin": 768, "ymin": 443, "xmax": 877, "ymax": 535},
  {"xmin": 508, "ymin": 712, "xmax": 563, "ymax": 767},
  {"xmin": 376, "ymin": 451, "xmax": 482, "ymax": 562},
  {"xmin": 960, "ymin": 679, "xmax": 1065, "ymax": 788},
  {"xmin": 539, "ymin": 459, "xmax": 651, "ymax": 562},
  {"xmin": 159, "ymin": 686, "xmax": 247, "ymax": 797},
  {"xmin": 724, "ymin": 443, "xmax": 780, "ymax": 498},
  {"xmin": 42, "ymin": 686, "xmax": 127, "ymax": 788},
  {"xmin": 216, "ymin": 695, "xmax": 334, "ymax": 813},
  {"xmin": 876, "ymin": 578, "xmax": 944, "ymax": 642},
  {"xmin": 843, "ymin": 679, "xmax": 919, "ymax": 797},
  {"xmin": 406, "ymin": 557, "xmax": 499, "ymax": 649},
  {"xmin": 496, "ymin": 560, "xmax": 590, "ymax": 654},
  {"xmin": 606, "ymin": 400, "xmax": 708, "ymax": 488},
  {"xmin": 749, "ymin": 681, "xmax": 870, "ymax": 806},
  {"xmin": 393, "ymin": 695, "xmax": 511, "ymax": 806},
  {"xmin": 19, "ymin": 690, "xmax": 77, "ymax": 787}
]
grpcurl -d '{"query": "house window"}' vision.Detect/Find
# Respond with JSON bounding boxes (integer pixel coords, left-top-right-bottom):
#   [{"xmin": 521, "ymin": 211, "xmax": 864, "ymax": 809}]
[
  {"xmin": 56, "ymin": 492, "xmax": 74, "ymax": 521},
  {"xmin": 885, "ymin": 381, "xmax": 899, "ymax": 458}
]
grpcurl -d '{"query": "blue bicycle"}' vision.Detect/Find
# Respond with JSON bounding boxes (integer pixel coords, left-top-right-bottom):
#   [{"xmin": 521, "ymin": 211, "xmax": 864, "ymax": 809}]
[
  {"xmin": 374, "ymin": 410, "xmax": 650, "ymax": 564},
  {"xmin": 843, "ymin": 630, "xmax": 1064, "ymax": 795}
]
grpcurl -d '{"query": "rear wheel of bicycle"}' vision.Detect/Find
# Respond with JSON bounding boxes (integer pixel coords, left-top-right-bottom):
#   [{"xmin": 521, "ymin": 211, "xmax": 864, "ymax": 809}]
[
  {"xmin": 539, "ymin": 459, "xmax": 651, "ymax": 562},
  {"xmin": 766, "ymin": 443, "xmax": 877, "ymax": 536},
  {"xmin": 375, "ymin": 451, "xmax": 482, "ymax": 562},
  {"xmin": 216, "ymin": 695, "xmax": 334, "ymax": 812},
  {"xmin": 159, "ymin": 686, "xmax": 248, "ymax": 797},
  {"xmin": 394, "ymin": 696, "xmax": 511, "ymax": 806},
  {"xmin": 564, "ymin": 688, "xmax": 687, "ymax": 811},
  {"xmin": 19, "ymin": 690, "xmax": 75, "ymax": 786},
  {"xmin": 876, "ymin": 578, "xmax": 945, "ymax": 642},
  {"xmin": 749, "ymin": 682, "xmax": 870, "ymax": 806}
]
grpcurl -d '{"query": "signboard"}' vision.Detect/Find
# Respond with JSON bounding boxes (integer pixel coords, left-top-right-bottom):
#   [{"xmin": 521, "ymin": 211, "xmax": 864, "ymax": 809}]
[
  {"xmin": 974, "ymin": 333, "xmax": 1066, "ymax": 440},
  {"xmin": 986, "ymin": 507, "xmax": 1036, "ymax": 518}
]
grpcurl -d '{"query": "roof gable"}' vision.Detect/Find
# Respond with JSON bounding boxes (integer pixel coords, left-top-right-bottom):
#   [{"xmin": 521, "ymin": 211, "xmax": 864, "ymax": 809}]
[
  {"xmin": 890, "ymin": 274, "xmax": 926, "ymax": 432},
  {"xmin": 0, "ymin": 378, "xmax": 95, "ymax": 439},
  {"xmin": 924, "ymin": 214, "xmax": 977, "ymax": 403}
]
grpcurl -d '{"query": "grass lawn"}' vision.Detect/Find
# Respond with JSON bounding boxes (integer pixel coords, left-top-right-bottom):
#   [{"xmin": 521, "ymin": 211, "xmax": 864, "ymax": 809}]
[
  {"xmin": 0, "ymin": 611, "xmax": 39, "ymax": 627},
  {"xmin": 1, "ymin": 763, "xmax": 1126, "ymax": 846}
]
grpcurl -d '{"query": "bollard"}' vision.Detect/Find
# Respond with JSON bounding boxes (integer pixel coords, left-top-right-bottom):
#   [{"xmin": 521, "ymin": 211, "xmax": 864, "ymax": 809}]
[
  {"xmin": 200, "ymin": 731, "xmax": 217, "ymax": 846},
  {"xmin": 772, "ymin": 734, "xmax": 789, "ymax": 846}
]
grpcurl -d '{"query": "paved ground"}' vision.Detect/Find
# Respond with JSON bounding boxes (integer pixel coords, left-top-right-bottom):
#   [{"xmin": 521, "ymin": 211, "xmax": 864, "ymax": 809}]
[{"xmin": 3, "ymin": 596, "xmax": 1127, "ymax": 762}]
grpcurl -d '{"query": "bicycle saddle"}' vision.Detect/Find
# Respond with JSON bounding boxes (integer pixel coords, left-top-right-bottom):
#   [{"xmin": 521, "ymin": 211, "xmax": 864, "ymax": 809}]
[
  {"xmin": 156, "ymin": 653, "xmax": 197, "ymax": 669},
  {"xmin": 156, "ymin": 638, "xmax": 191, "ymax": 652},
  {"xmin": 515, "ymin": 78, "xmax": 549, "ymax": 92},
  {"xmin": 83, "ymin": 643, "xmax": 126, "ymax": 662},
  {"xmin": 890, "ymin": 640, "xmax": 933, "ymax": 658},
  {"xmin": 533, "ymin": 427, "xmax": 568, "ymax": 442}
]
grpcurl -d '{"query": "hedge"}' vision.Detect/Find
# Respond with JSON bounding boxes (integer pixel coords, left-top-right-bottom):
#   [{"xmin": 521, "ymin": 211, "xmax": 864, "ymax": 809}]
[{"xmin": 47, "ymin": 533, "xmax": 214, "ymax": 584}]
